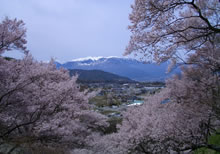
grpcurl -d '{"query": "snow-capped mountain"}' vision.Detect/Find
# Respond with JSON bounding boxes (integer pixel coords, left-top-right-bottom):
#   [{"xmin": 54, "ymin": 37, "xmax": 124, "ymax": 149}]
[{"xmin": 55, "ymin": 56, "xmax": 180, "ymax": 81}]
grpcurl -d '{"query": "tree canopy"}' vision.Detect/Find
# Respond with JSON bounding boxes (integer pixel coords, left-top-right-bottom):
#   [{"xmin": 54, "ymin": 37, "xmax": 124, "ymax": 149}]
[
  {"xmin": 95, "ymin": 0, "xmax": 220, "ymax": 153},
  {"xmin": 0, "ymin": 17, "xmax": 28, "ymax": 55},
  {"xmin": 0, "ymin": 17, "xmax": 108, "ymax": 153},
  {"xmin": 125, "ymin": 0, "xmax": 220, "ymax": 67}
]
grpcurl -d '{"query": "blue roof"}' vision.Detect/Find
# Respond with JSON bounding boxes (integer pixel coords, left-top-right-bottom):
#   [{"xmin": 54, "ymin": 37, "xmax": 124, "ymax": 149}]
[{"xmin": 161, "ymin": 98, "xmax": 170, "ymax": 104}]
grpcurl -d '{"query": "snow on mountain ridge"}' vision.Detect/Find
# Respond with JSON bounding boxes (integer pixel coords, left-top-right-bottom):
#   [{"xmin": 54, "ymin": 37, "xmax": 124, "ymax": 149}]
[{"xmin": 71, "ymin": 56, "xmax": 120, "ymax": 62}]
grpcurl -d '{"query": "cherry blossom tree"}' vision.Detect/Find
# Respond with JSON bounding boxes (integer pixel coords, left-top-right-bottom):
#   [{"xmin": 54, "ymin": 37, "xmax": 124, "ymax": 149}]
[
  {"xmin": 0, "ymin": 17, "xmax": 28, "ymax": 55},
  {"xmin": 93, "ymin": 0, "xmax": 220, "ymax": 153},
  {"xmin": 92, "ymin": 87, "xmax": 219, "ymax": 153},
  {"xmin": 125, "ymin": 0, "xmax": 220, "ymax": 66},
  {"xmin": 0, "ymin": 17, "xmax": 108, "ymax": 153},
  {"xmin": 0, "ymin": 56, "xmax": 108, "ymax": 145}
]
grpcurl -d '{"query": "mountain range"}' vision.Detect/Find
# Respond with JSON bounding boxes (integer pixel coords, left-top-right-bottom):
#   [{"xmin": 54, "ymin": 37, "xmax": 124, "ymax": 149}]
[{"xmin": 55, "ymin": 56, "xmax": 180, "ymax": 81}]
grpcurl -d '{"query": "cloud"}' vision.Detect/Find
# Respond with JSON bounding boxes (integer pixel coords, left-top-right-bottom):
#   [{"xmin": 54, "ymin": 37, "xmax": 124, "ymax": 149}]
[{"xmin": 0, "ymin": 0, "xmax": 133, "ymax": 61}]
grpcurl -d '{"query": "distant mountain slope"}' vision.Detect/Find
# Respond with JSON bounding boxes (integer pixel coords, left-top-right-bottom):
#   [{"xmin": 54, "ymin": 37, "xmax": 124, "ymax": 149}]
[
  {"xmin": 56, "ymin": 56, "xmax": 180, "ymax": 81},
  {"xmin": 69, "ymin": 69, "xmax": 135, "ymax": 83}
]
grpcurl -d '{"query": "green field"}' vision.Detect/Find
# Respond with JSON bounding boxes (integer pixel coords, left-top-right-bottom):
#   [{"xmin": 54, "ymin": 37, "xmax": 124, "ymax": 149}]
[{"xmin": 194, "ymin": 132, "xmax": 220, "ymax": 154}]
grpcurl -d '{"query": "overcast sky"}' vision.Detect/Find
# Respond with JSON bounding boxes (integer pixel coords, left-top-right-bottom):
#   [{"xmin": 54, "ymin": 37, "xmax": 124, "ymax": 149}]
[{"xmin": 1, "ymin": 0, "xmax": 134, "ymax": 62}]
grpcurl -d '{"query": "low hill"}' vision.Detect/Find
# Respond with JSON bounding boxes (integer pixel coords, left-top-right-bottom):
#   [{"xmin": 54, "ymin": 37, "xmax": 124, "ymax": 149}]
[{"xmin": 69, "ymin": 69, "xmax": 135, "ymax": 83}]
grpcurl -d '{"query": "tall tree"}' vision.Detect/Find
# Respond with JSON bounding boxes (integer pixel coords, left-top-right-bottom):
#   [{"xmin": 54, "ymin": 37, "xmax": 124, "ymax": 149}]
[
  {"xmin": 91, "ymin": 0, "xmax": 220, "ymax": 153},
  {"xmin": 0, "ymin": 18, "xmax": 108, "ymax": 153}
]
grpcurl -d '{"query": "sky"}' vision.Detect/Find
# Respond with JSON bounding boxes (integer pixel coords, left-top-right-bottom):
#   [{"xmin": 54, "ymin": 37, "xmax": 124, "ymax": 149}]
[{"xmin": 0, "ymin": 0, "xmax": 134, "ymax": 62}]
